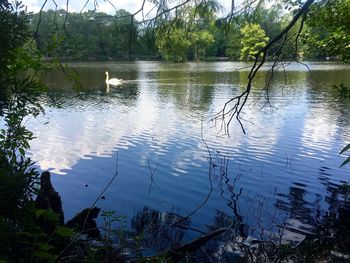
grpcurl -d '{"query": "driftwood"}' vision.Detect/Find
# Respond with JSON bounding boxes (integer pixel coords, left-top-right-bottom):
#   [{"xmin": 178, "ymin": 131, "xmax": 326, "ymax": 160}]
[{"xmin": 151, "ymin": 227, "xmax": 227, "ymax": 261}]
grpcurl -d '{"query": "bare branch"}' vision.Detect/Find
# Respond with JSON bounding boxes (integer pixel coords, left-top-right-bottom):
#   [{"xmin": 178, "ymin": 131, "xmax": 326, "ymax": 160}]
[
  {"xmin": 148, "ymin": 159, "xmax": 159, "ymax": 196},
  {"xmin": 213, "ymin": 0, "xmax": 315, "ymax": 135},
  {"xmin": 34, "ymin": 0, "xmax": 48, "ymax": 38}
]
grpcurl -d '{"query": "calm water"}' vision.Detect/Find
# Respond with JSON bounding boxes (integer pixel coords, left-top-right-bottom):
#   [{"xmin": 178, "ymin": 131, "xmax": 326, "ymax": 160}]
[{"xmin": 28, "ymin": 61, "xmax": 350, "ymax": 242}]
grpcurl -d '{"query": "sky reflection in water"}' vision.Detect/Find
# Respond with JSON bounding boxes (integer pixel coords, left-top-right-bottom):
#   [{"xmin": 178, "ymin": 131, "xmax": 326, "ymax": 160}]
[{"xmin": 26, "ymin": 61, "xmax": 350, "ymax": 236}]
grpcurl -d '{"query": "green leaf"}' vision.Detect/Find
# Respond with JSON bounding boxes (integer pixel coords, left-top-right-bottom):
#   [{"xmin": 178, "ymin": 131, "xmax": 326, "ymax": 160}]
[
  {"xmin": 340, "ymin": 157, "xmax": 350, "ymax": 167},
  {"xmin": 55, "ymin": 226, "xmax": 74, "ymax": 237},
  {"xmin": 33, "ymin": 251, "xmax": 57, "ymax": 261},
  {"xmin": 11, "ymin": 142, "xmax": 17, "ymax": 150},
  {"xmin": 35, "ymin": 209, "xmax": 46, "ymax": 218},
  {"xmin": 38, "ymin": 243, "xmax": 54, "ymax": 252},
  {"xmin": 35, "ymin": 209, "xmax": 59, "ymax": 223},
  {"xmin": 340, "ymin": 144, "xmax": 350, "ymax": 155},
  {"xmin": 19, "ymin": 148, "xmax": 25, "ymax": 156}
]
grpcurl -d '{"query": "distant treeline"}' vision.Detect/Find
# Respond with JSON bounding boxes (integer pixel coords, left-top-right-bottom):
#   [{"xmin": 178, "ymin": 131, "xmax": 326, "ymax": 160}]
[{"xmin": 28, "ymin": 5, "xmax": 333, "ymax": 61}]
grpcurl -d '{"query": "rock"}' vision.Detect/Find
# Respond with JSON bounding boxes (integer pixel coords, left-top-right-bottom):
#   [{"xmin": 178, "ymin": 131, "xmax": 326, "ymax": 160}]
[{"xmin": 66, "ymin": 207, "xmax": 101, "ymax": 239}]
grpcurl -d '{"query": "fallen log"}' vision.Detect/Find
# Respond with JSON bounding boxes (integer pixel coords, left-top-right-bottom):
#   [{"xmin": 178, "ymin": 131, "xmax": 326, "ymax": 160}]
[{"xmin": 149, "ymin": 227, "xmax": 227, "ymax": 261}]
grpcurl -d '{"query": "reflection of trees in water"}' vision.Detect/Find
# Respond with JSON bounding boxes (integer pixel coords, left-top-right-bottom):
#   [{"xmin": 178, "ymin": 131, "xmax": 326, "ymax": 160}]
[
  {"xmin": 128, "ymin": 206, "xmax": 239, "ymax": 262},
  {"xmin": 323, "ymin": 201, "xmax": 350, "ymax": 254},
  {"xmin": 126, "ymin": 154, "xmax": 248, "ymax": 261},
  {"xmin": 275, "ymin": 185, "xmax": 315, "ymax": 225},
  {"xmin": 109, "ymin": 83, "xmax": 139, "ymax": 106},
  {"xmin": 272, "ymin": 166, "xmax": 350, "ymax": 259},
  {"xmin": 237, "ymin": 70, "xmax": 307, "ymax": 96},
  {"xmin": 202, "ymin": 153, "xmax": 350, "ymax": 260},
  {"xmin": 213, "ymin": 152, "xmax": 246, "ymax": 237},
  {"xmin": 123, "ymin": 192, "xmax": 350, "ymax": 260},
  {"xmin": 126, "ymin": 174, "xmax": 350, "ymax": 261},
  {"xmin": 40, "ymin": 68, "xmax": 140, "ymax": 108},
  {"xmin": 207, "ymin": 210, "xmax": 236, "ymax": 231},
  {"xmin": 155, "ymin": 70, "xmax": 216, "ymax": 114},
  {"xmin": 307, "ymin": 70, "xmax": 350, "ymax": 129},
  {"xmin": 316, "ymin": 166, "xmax": 350, "ymax": 254},
  {"xmin": 131, "ymin": 207, "xmax": 190, "ymax": 252},
  {"xmin": 42, "ymin": 84, "xmax": 140, "ymax": 109}
]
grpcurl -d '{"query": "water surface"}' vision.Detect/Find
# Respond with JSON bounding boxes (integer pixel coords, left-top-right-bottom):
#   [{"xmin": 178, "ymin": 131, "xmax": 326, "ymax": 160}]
[{"xmin": 28, "ymin": 61, "xmax": 350, "ymax": 242}]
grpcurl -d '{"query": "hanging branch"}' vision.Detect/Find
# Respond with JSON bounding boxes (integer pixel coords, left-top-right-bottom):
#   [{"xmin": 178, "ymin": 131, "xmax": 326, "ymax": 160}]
[
  {"xmin": 212, "ymin": 0, "xmax": 315, "ymax": 135},
  {"xmin": 34, "ymin": 0, "xmax": 48, "ymax": 39},
  {"xmin": 33, "ymin": 0, "xmax": 315, "ymax": 135}
]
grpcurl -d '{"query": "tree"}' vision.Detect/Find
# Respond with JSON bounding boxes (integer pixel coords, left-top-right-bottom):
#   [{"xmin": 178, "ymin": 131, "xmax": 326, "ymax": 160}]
[
  {"xmin": 31, "ymin": 9, "xmax": 137, "ymax": 60},
  {"xmin": 213, "ymin": 0, "xmax": 316, "ymax": 133},
  {"xmin": 226, "ymin": 24, "xmax": 241, "ymax": 60},
  {"xmin": 306, "ymin": 0, "xmax": 350, "ymax": 62},
  {"xmin": 155, "ymin": 0, "xmax": 220, "ymax": 61},
  {"xmin": 156, "ymin": 23, "xmax": 191, "ymax": 61},
  {"xmin": 4, "ymin": 0, "xmax": 350, "ymax": 260},
  {"xmin": 191, "ymin": 30, "xmax": 215, "ymax": 61},
  {"xmin": 239, "ymin": 23, "xmax": 269, "ymax": 61},
  {"xmin": 302, "ymin": 0, "xmax": 350, "ymax": 164},
  {"xmin": 112, "ymin": 9, "xmax": 137, "ymax": 59},
  {"xmin": 0, "ymin": 1, "xmax": 46, "ymax": 260}
]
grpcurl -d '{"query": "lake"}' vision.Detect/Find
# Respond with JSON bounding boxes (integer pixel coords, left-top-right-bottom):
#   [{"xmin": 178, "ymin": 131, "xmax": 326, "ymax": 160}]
[{"xmin": 28, "ymin": 61, "xmax": 350, "ymax": 247}]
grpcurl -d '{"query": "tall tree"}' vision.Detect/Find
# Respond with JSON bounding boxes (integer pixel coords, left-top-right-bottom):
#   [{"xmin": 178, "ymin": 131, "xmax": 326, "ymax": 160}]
[{"xmin": 239, "ymin": 23, "xmax": 269, "ymax": 61}]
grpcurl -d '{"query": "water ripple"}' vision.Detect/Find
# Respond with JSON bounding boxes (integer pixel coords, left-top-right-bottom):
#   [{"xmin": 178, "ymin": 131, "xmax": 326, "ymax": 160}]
[{"xmin": 24, "ymin": 61, "xmax": 350, "ymax": 236}]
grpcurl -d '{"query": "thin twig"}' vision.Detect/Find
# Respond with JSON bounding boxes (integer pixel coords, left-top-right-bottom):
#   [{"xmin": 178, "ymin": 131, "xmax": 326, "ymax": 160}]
[
  {"xmin": 148, "ymin": 159, "xmax": 159, "ymax": 196},
  {"xmin": 56, "ymin": 152, "xmax": 119, "ymax": 261},
  {"xmin": 212, "ymin": 0, "xmax": 315, "ymax": 135}
]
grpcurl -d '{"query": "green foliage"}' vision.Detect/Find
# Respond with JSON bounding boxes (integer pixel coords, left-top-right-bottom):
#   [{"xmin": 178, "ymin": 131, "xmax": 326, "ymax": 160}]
[
  {"xmin": 191, "ymin": 30, "xmax": 215, "ymax": 61},
  {"xmin": 306, "ymin": 0, "xmax": 350, "ymax": 62},
  {"xmin": 156, "ymin": 25, "xmax": 192, "ymax": 62},
  {"xmin": 340, "ymin": 143, "xmax": 350, "ymax": 167},
  {"xmin": 31, "ymin": 9, "xmax": 140, "ymax": 60},
  {"xmin": 279, "ymin": 243, "xmax": 291, "ymax": 253},
  {"xmin": 333, "ymin": 83, "xmax": 350, "ymax": 98},
  {"xmin": 0, "ymin": 1, "xmax": 48, "ymax": 261},
  {"xmin": 253, "ymin": 6, "xmax": 284, "ymax": 40},
  {"xmin": 153, "ymin": 1, "xmax": 219, "ymax": 61},
  {"xmin": 0, "ymin": 0, "xmax": 44, "ymax": 216},
  {"xmin": 36, "ymin": 209, "xmax": 59, "ymax": 224},
  {"xmin": 206, "ymin": 19, "xmax": 229, "ymax": 57},
  {"xmin": 1, "ymin": 0, "xmax": 350, "ymax": 260},
  {"xmin": 101, "ymin": 210, "xmax": 127, "ymax": 246},
  {"xmin": 226, "ymin": 25, "xmax": 242, "ymax": 60},
  {"xmin": 0, "ymin": 1, "xmax": 30, "ymax": 73},
  {"xmin": 305, "ymin": 1, "xmax": 350, "ymax": 166},
  {"xmin": 240, "ymin": 23, "xmax": 269, "ymax": 61},
  {"xmin": 55, "ymin": 226, "xmax": 74, "ymax": 237},
  {"xmin": 338, "ymin": 183, "xmax": 350, "ymax": 199},
  {"xmin": 21, "ymin": 1, "xmax": 350, "ymax": 62}
]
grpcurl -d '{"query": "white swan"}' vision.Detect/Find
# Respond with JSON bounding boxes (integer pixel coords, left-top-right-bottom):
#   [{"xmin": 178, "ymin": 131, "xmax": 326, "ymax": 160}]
[{"xmin": 105, "ymin": 71, "xmax": 122, "ymax": 86}]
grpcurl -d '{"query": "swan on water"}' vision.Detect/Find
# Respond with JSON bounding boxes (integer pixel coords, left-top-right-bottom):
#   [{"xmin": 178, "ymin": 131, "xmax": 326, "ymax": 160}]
[{"xmin": 105, "ymin": 71, "xmax": 122, "ymax": 86}]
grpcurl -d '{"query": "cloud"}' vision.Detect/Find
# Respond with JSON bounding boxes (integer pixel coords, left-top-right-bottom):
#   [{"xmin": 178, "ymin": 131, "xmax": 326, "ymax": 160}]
[
  {"xmin": 21, "ymin": 0, "xmax": 41, "ymax": 13},
  {"xmin": 61, "ymin": 3, "xmax": 77, "ymax": 13}
]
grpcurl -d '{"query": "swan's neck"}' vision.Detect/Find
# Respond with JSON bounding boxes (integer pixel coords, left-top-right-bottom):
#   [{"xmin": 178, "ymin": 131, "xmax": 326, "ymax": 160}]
[{"xmin": 105, "ymin": 72, "xmax": 109, "ymax": 83}]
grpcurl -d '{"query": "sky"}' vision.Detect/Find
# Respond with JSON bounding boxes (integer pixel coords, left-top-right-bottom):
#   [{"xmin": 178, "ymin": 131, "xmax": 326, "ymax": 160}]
[{"xmin": 22, "ymin": 0, "xmax": 236, "ymax": 18}]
